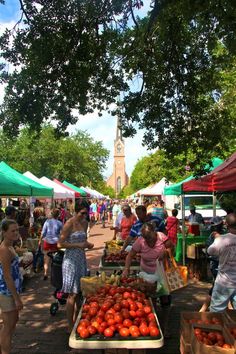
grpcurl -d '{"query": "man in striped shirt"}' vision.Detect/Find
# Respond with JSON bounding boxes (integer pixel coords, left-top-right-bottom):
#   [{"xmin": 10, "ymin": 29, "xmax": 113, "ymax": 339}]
[{"xmin": 121, "ymin": 205, "xmax": 165, "ymax": 251}]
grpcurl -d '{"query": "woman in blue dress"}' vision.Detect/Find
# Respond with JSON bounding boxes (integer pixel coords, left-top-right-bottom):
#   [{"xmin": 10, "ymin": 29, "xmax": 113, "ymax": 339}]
[
  {"xmin": 0, "ymin": 219, "xmax": 23, "ymax": 354},
  {"xmin": 58, "ymin": 203, "xmax": 94, "ymax": 332}
]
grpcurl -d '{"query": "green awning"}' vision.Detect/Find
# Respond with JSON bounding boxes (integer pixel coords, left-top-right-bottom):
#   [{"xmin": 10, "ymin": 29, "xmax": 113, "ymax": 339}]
[
  {"xmin": 0, "ymin": 161, "xmax": 53, "ymax": 197},
  {"xmin": 163, "ymin": 157, "xmax": 223, "ymax": 196},
  {"xmin": 63, "ymin": 180, "xmax": 88, "ymax": 197}
]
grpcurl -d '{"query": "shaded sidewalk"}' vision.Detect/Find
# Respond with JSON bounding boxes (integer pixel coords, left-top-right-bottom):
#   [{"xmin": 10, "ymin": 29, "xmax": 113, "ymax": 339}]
[{"xmin": 5, "ymin": 222, "xmax": 211, "ymax": 354}]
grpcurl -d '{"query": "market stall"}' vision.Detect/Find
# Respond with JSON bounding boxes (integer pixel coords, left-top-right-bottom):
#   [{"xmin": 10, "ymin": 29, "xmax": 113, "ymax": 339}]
[
  {"xmin": 40, "ymin": 176, "xmax": 75, "ymax": 200},
  {"xmin": 63, "ymin": 180, "xmax": 89, "ymax": 197},
  {"xmin": 99, "ymin": 240, "xmax": 140, "ymax": 272},
  {"xmin": 139, "ymin": 178, "xmax": 170, "ymax": 201},
  {"xmin": 53, "ymin": 178, "xmax": 82, "ymax": 198},
  {"xmin": 163, "ymin": 158, "xmax": 223, "ymax": 265},
  {"xmin": 0, "ymin": 162, "xmax": 53, "ymax": 197}
]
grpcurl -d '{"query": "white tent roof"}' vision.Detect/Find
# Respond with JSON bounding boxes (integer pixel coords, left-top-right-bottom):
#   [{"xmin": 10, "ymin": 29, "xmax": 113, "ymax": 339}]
[
  {"xmin": 82, "ymin": 186, "xmax": 105, "ymax": 198},
  {"xmin": 139, "ymin": 178, "xmax": 170, "ymax": 196},
  {"xmin": 40, "ymin": 176, "xmax": 75, "ymax": 199},
  {"xmin": 24, "ymin": 172, "xmax": 75, "ymax": 199}
]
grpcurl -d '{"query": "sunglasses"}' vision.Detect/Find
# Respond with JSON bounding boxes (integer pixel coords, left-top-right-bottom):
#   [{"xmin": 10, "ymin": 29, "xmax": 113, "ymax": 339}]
[{"xmin": 80, "ymin": 211, "xmax": 87, "ymax": 215}]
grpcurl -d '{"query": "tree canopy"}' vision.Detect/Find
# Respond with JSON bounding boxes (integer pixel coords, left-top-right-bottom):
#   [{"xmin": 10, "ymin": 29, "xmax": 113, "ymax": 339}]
[
  {"xmin": 129, "ymin": 150, "xmax": 193, "ymax": 192},
  {"xmin": 1, "ymin": 0, "xmax": 236, "ymax": 170},
  {"xmin": 0, "ymin": 125, "xmax": 109, "ymax": 188}
]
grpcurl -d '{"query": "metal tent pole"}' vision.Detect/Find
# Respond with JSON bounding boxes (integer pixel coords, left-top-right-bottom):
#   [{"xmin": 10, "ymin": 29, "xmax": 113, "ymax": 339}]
[
  {"xmin": 213, "ymin": 192, "xmax": 217, "ymax": 217},
  {"xmin": 181, "ymin": 195, "xmax": 186, "ymax": 265}
]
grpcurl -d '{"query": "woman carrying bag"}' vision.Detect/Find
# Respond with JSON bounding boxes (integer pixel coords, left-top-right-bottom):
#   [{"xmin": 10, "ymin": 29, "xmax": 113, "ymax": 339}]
[{"xmin": 123, "ymin": 222, "xmax": 173, "ymax": 338}]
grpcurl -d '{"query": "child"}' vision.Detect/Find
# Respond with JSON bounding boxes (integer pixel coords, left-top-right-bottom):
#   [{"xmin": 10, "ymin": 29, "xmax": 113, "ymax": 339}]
[
  {"xmin": 0, "ymin": 219, "xmax": 23, "ymax": 354},
  {"xmin": 166, "ymin": 209, "xmax": 180, "ymax": 246}
]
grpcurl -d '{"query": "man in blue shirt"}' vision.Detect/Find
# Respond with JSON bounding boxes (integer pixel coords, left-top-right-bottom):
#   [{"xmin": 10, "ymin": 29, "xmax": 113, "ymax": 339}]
[{"xmin": 121, "ymin": 205, "xmax": 165, "ymax": 251}]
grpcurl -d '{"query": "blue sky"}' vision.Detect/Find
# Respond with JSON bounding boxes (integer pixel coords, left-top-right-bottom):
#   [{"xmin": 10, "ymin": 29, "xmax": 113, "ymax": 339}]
[{"xmin": 0, "ymin": 0, "xmax": 154, "ymax": 178}]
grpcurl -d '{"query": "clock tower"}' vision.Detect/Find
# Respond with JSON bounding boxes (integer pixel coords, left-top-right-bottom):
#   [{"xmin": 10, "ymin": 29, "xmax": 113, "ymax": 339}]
[{"xmin": 106, "ymin": 117, "xmax": 129, "ymax": 195}]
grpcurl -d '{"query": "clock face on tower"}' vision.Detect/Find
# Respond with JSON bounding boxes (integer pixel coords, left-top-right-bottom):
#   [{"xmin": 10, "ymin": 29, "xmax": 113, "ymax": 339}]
[{"xmin": 117, "ymin": 143, "xmax": 122, "ymax": 153}]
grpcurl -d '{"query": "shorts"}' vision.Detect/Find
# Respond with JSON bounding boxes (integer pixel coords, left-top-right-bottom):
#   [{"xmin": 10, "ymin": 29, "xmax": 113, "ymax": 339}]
[
  {"xmin": 0, "ymin": 294, "xmax": 16, "ymax": 312},
  {"xmin": 43, "ymin": 241, "xmax": 58, "ymax": 252},
  {"xmin": 210, "ymin": 282, "xmax": 236, "ymax": 312}
]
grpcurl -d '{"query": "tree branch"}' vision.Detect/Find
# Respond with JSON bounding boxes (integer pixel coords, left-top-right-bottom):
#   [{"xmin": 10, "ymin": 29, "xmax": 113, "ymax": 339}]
[
  {"xmin": 129, "ymin": 0, "xmax": 139, "ymax": 28},
  {"xmin": 19, "ymin": 0, "xmax": 31, "ymax": 23}
]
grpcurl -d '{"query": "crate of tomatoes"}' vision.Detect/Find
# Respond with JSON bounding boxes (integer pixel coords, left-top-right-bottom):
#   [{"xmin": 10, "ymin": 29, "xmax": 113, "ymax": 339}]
[
  {"xmin": 191, "ymin": 323, "xmax": 234, "ymax": 354},
  {"xmin": 69, "ymin": 284, "xmax": 164, "ymax": 349}
]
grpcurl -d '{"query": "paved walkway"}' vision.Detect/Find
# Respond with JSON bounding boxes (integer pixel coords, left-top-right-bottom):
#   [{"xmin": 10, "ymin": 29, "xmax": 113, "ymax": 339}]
[{"xmin": 3, "ymin": 222, "xmax": 211, "ymax": 354}]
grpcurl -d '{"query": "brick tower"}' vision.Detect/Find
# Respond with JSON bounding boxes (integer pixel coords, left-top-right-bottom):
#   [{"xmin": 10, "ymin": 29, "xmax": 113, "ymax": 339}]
[{"xmin": 106, "ymin": 117, "xmax": 129, "ymax": 195}]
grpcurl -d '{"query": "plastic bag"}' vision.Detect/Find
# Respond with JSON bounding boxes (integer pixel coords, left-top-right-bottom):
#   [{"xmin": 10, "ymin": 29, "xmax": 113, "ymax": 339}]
[
  {"xmin": 138, "ymin": 271, "xmax": 159, "ymax": 283},
  {"xmin": 155, "ymin": 260, "xmax": 170, "ymax": 296}
]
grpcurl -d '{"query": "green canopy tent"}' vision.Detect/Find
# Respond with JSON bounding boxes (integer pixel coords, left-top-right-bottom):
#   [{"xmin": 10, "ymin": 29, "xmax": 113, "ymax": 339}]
[
  {"xmin": 164, "ymin": 158, "xmax": 223, "ymax": 196},
  {"xmin": 63, "ymin": 181, "xmax": 88, "ymax": 197},
  {"xmin": 163, "ymin": 157, "xmax": 223, "ymax": 265},
  {"xmin": 0, "ymin": 161, "xmax": 53, "ymax": 197}
]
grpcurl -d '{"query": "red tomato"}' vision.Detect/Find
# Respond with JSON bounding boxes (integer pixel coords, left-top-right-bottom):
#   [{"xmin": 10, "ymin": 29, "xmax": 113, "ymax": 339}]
[
  {"xmin": 97, "ymin": 310, "xmax": 105, "ymax": 318},
  {"xmin": 107, "ymin": 318, "xmax": 116, "ymax": 326},
  {"xmin": 79, "ymin": 319, "xmax": 90, "ymax": 328},
  {"xmin": 116, "ymin": 323, "xmax": 123, "ymax": 331},
  {"xmin": 129, "ymin": 310, "xmax": 137, "ymax": 318},
  {"xmin": 222, "ymin": 344, "xmax": 232, "ymax": 349},
  {"xmin": 136, "ymin": 309, "xmax": 145, "ymax": 317},
  {"xmin": 123, "ymin": 319, "xmax": 133, "ymax": 327},
  {"xmin": 133, "ymin": 317, "xmax": 142, "ymax": 326},
  {"xmin": 139, "ymin": 326, "xmax": 150, "ymax": 336},
  {"xmin": 77, "ymin": 324, "xmax": 85, "ymax": 334},
  {"xmin": 123, "ymin": 291, "xmax": 131, "ymax": 299},
  {"xmin": 147, "ymin": 313, "xmax": 155, "ymax": 322},
  {"xmin": 90, "ymin": 301, "xmax": 99, "ymax": 308},
  {"xmin": 109, "ymin": 324, "xmax": 116, "ymax": 332},
  {"xmin": 79, "ymin": 328, "xmax": 90, "ymax": 338},
  {"xmin": 131, "ymin": 329, "xmax": 140, "ymax": 337},
  {"xmin": 101, "ymin": 302, "xmax": 112, "ymax": 312},
  {"xmin": 217, "ymin": 340, "xmax": 225, "ymax": 347},
  {"xmin": 83, "ymin": 304, "xmax": 90, "ymax": 312},
  {"xmin": 121, "ymin": 300, "xmax": 129, "ymax": 309},
  {"xmin": 97, "ymin": 323, "xmax": 107, "ymax": 334},
  {"xmin": 129, "ymin": 325, "xmax": 139, "ymax": 335},
  {"xmin": 194, "ymin": 328, "xmax": 202, "ymax": 335},
  {"xmin": 143, "ymin": 306, "xmax": 152, "ymax": 314},
  {"xmin": 105, "ymin": 313, "xmax": 114, "ymax": 321},
  {"xmin": 114, "ymin": 313, "xmax": 123, "ymax": 324},
  {"xmin": 104, "ymin": 327, "xmax": 114, "ymax": 337},
  {"xmin": 106, "ymin": 308, "xmax": 116, "ymax": 315},
  {"xmin": 136, "ymin": 302, "xmax": 143, "ymax": 309},
  {"xmin": 121, "ymin": 309, "xmax": 130, "ymax": 319},
  {"xmin": 131, "ymin": 292, "xmax": 137, "ymax": 300},
  {"xmin": 89, "ymin": 307, "xmax": 98, "ymax": 317},
  {"xmin": 91, "ymin": 321, "xmax": 100, "ymax": 329},
  {"xmin": 119, "ymin": 327, "xmax": 130, "ymax": 337},
  {"xmin": 130, "ymin": 303, "xmax": 137, "ymax": 311},
  {"xmin": 207, "ymin": 332, "xmax": 216, "ymax": 343},
  {"xmin": 87, "ymin": 325, "xmax": 97, "ymax": 335},
  {"xmin": 113, "ymin": 303, "xmax": 121, "ymax": 312},
  {"xmin": 150, "ymin": 327, "xmax": 160, "ymax": 337}
]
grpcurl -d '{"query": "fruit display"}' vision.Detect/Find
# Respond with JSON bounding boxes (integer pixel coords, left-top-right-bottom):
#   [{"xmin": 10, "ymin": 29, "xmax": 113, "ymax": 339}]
[
  {"xmin": 80, "ymin": 272, "xmax": 122, "ymax": 296},
  {"xmin": 104, "ymin": 240, "xmax": 123, "ymax": 255},
  {"xmin": 76, "ymin": 284, "xmax": 161, "ymax": 340},
  {"xmin": 102, "ymin": 251, "xmax": 141, "ymax": 265},
  {"xmin": 193, "ymin": 327, "xmax": 232, "ymax": 348}
]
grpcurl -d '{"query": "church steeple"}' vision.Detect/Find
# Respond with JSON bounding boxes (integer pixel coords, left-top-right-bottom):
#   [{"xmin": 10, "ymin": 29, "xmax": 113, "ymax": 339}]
[
  {"xmin": 106, "ymin": 116, "xmax": 129, "ymax": 196},
  {"xmin": 116, "ymin": 116, "xmax": 123, "ymax": 141}
]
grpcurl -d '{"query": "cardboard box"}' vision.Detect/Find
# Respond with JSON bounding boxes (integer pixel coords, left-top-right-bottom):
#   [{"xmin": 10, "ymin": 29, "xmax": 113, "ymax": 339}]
[
  {"xmin": 180, "ymin": 312, "xmax": 224, "ymax": 343},
  {"xmin": 225, "ymin": 310, "xmax": 236, "ymax": 324},
  {"xmin": 191, "ymin": 323, "xmax": 234, "ymax": 354}
]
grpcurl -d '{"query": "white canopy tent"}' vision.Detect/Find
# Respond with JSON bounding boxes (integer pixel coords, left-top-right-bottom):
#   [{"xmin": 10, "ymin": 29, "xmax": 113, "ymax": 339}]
[
  {"xmin": 24, "ymin": 172, "xmax": 75, "ymax": 199},
  {"xmin": 140, "ymin": 178, "xmax": 169, "ymax": 196},
  {"xmin": 81, "ymin": 186, "xmax": 105, "ymax": 199},
  {"xmin": 40, "ymin": 176, "xmax": 75, "ymax": 199}
]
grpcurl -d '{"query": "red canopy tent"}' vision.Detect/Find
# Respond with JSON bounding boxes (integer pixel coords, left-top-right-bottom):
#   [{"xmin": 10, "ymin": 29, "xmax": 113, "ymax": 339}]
[
  {"xmin": 183, "ymin": 152, "xmax": 236, "ymax": 193},
  {"xmin": 53, "ymin": 178, "xmax": 81, "ymax": 198}
]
